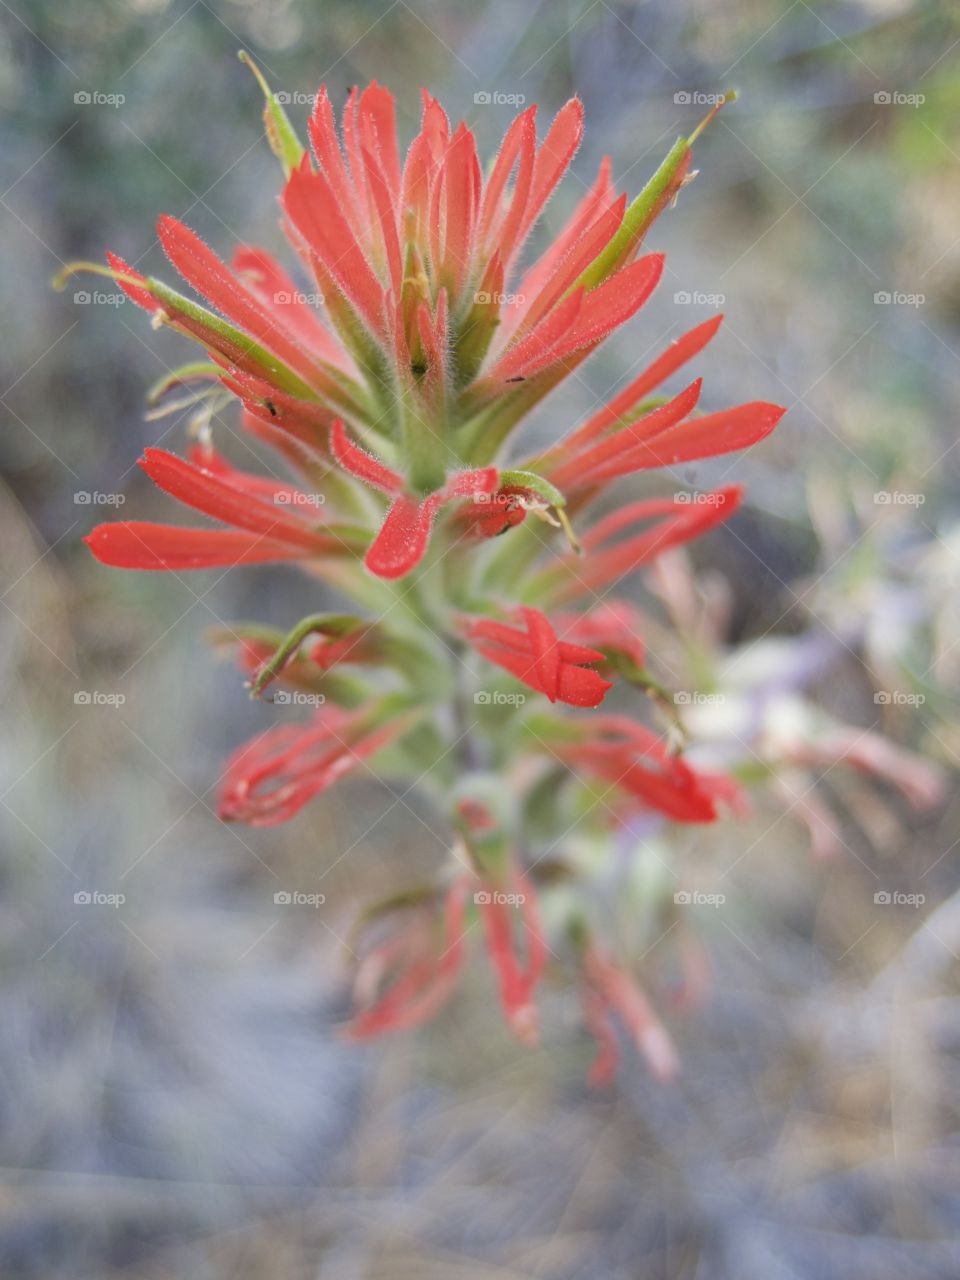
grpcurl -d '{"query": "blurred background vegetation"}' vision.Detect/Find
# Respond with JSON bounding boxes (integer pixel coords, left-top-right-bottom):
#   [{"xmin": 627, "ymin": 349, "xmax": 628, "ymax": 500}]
[{"xmin": 1, "ymin": 0, "xmax": 958, "ymax": 1276}]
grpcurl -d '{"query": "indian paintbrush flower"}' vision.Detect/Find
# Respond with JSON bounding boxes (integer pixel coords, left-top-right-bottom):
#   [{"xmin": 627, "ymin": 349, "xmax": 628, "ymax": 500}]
[{"xmin": 59, "ymin": 65, "xmax": 785, "ymax": 1080}]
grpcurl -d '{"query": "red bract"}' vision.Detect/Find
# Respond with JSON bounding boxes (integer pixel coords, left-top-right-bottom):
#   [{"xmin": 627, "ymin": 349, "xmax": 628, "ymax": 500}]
[
  {"xmin": 534, "ymin": 315, "xmax": 784, "ymax": 498},
  {"xmin": 531, "ymin": 487, "xmax": 744, "ymax": 603},
  {"xmin": 456, "ymin": 484, "xmax": 541, "ymax": 538},
  {"xmin": 582, "ymin": 941, "xmax": 680, "ymax": 1085},
  {"xmin": 63, "ymin": 72, "xmax": 787, "ymax": 1082},
  {"xmin": 463, "ymin": 606, "xmax": 613, "ymax": 708},
  {"xmin": 329, "ymin": 419, "xmax": 498, "ymax": 577},
  {"xmin": 346, "ymin": 883, "xmax": 468, "ymax": 1039},
  {"xmin": 345, "ymin": 869, "xmax": 546, "ymax": 1046},
  {"xmin": 555, "ymin": 601, "xmax": 648, "ymax": 674},
  {"xmin": 85, "ymin": 447, "xmax": 348, "ymax": 570},
  {"xmin": 550, "ymin": 715, "xmax": 744, "ymax": 823},
  {"xmin": 474, "ymin": 873, "xmax": 546, "ymax": 1046},
  {"xmin": 219, "ymin": 703, "xmax": 407, "ymax": 826}
]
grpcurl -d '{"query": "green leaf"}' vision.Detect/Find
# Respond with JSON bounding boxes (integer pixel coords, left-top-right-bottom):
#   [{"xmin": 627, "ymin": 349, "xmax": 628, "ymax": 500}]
[
  {"xmin": 52, "ymin": 260, "xmax": 318, "ymax": 399},
  {"xmin": 498, "ymin": 469, "xmax": 567, "ymax": 508},
  {"xmin": 238, "ymin": 51, "xmax": 306, "ymax": 177},
  {"xmin": 248, "ymin": 612, "xmax": 368, "ymax": 696},
  {"xmin": 576, "ymin": 136, "xmax": 690, "ymax": 292},
  {"xmin": 146, "ymin": 361, "xmax": 222, "ymax": 405},
  {"xmin": 146, "ymin": 275, "xmax": 318, "ymax": 399}
]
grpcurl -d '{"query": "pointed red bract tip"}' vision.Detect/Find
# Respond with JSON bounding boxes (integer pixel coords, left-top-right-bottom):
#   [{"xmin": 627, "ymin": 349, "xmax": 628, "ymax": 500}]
[
  {"xmin": 84, "ymin": 522, "xmax": 316, "ymax": 570},
  {"xmin": 464, "ymin": 607, "xmax": 613, "ymax": 708}
]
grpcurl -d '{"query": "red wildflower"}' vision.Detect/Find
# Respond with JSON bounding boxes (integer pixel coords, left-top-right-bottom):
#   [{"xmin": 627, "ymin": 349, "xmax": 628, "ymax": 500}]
[
  {"xmin": 530, "ymin": 486, "xmax": 743, "ymax": 604},
  {"xmin": 456, "ymin": 484, "xmax": 541, "ymax": 538},
  {"xmin": 345, "ymin": 867, "xmax": 546, "ymax": 1046},
  {"xmin": 61, "ymin": 72, "xmax": 789, "ymax": 1081},
  {"xmin": 549, "ymin": 715, "xmax": 744, "ymax": 823},
  {"xmin": 463, "ymin": 606, "xmax": 613, "ymax": 708},
  {"xmin": 219, "ymin": 702, "xmax": 410, "ymax": 826},
  {"xmin": 473, "ymin": 873, "xmax": 546, "ymax": 1046},
  {"xmin": 346, "ymin": 882, "xmax": 468, "ymax": 1039},
  {"xmin": 582, "ymin": 940, "xmax": 680, "ymax": 1084},
  {"xmin": 85, "ymin": 447, "xmax": 350, "ymax": 570},
  {"xmin": 329, "ymin": 419, "xmax": 498, "ymax": 577},
  {"xmin": 234, "ymin": 621, "xmax": 381, "ymax": 695},
  {"xmin": 554, "ymin": 601, "xmax": 648, "ymax": 675},
  {"xmin": 532, "ymin": 317, "xmax": 784, "ymax": 497}
]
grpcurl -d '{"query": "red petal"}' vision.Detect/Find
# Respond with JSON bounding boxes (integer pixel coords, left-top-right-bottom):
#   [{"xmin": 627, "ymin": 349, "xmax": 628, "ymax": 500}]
[
  {"xmin": 555, "ymin": 665, "xmax": 614, "ymax": 708},
  {"xmin": 281, "ymin": 158, "xmax": 386, "ymax": 340},
  {"xmin": 547, "ymin": 377, "xmax": 702, "ymax": 491},
  {"xmin": 486, "ymin": 288, "xmax": 584, "ymax": 383},
  {"xmin": 105, "ymin": 251, "xmax": 155, "ymax": 311},
  {"xmin": 231, "ymin": 244, "xmax": 351, "ymax": 371},
  {"xmin": 361, "ymin": 142, "xmax": 403, "ymax": 297},
  {"xmin": 329, "ymin": 420, "xmax": 403, "ymax": 494},
  {"xmin": 365, "ymin": 495, "xmax": 432, "ymax": 578},
  {"xmin": 520, "ymin": 606, "xmax": 561, "ymax": 702},
  {"xmin": 551, "ymin": 488, "xmax": 743, "ymax": 602},
  {"xmin": 564, "ymin": 314, "xmax": 724, "ymax": 453},
  {"xmin": 357, "ymin": 80, "xmax": 401, "ymax": 194},
  {"xmin": 185, "ymin": 444, "xmax": 325, "ymax": 508},
  {"xmin": 504, "ymin": 193, "xmax": 626, "ymax": 344},
  {"xmin": 218, "ymin": 706, "xmax": 402, "ymax": 826},
  {"xmin": 441, "ymin": 122, "xmax": 481, "ymax": 291},
  {"xmin": 583, "ymin": 989, "xmax": 621, "ymax": 1087},
  {"xmin": 489, "ymin": 254, "xmax": 663, "ymax": 383},
  {"xmin": 612, "ymin": 401, "xmax": 786, "ymax": 469},
  {"xmin": 85, "ymin": 523, "xmax": 314, "ymax": 570},
  {"xmin": 516, "ymin": 97, "xmax": 584, "ymax": 249},
  {"xmin": 437, "ymin": 466, "xmax": 499, "ymax": 502},
  {"xmin": 512, "ymin": 156, "xmax": 617, "ymax": 313},
  {"xmin": 308, "ymin": 87, "xmax": 359, "ymax": 219},
  {"xmin": 401, "ymin": 93, "xmax": 450, "ymax": 240},
  {"xmin": 157, "ymin": 216, "xmax": 326, "ymax": 390},
  {"xmin": 139, "ymin": 449, "xmax": 327, "ymax": 551},
  {"xmin": 487, "ymin": 108, "xmax": 537, "ymax": 267},
  {"xmin": 478, "ymin": 105, "xmax": 537, "ymax": 246},
  {"xmin": 466, "ymin": 613, "xmax": 611, "ymax": 708},
  {"xmin": 557, "ymin": 602, "xmax": 647, "ymax": 670},
  {"xmin": 545, "ymin": 253, "xmax": 663, "ymax": 363},
  {"xmin": 477, "ymin": 890, "xmax": 541, "ymax": 1045},
  {"xmin": 346, "ymin": 884, "xmax": 466, "ymax": 1039}
]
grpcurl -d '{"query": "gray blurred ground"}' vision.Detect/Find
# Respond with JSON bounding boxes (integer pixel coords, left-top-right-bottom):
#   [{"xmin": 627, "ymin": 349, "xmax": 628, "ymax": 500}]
[{"xmin": 1, "ymin": 0, "xmax": 959, "ymax": 1276}]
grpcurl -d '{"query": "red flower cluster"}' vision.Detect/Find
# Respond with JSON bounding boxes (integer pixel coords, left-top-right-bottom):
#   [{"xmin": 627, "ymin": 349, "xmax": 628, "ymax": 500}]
[{"xmin": 62, "ymin": 69, "xmax": 785, "ymax": 1082}]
